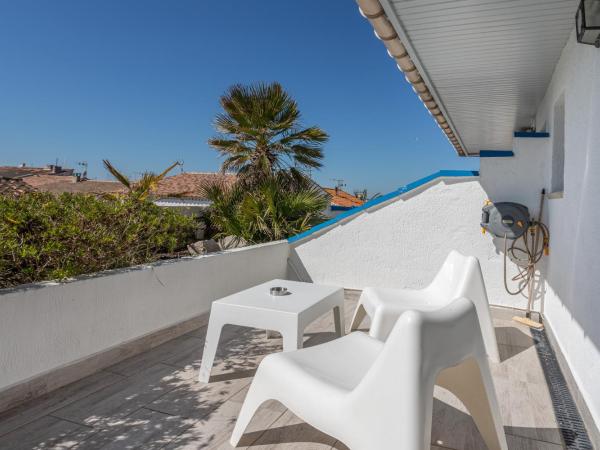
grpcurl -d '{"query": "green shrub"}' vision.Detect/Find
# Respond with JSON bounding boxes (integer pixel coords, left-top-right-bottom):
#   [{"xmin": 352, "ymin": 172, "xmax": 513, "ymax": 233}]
[
  {"xmin": 203, "ymin": 173, "xmax": 328, "ymax": 244},
  {"xmin": 0, "ymin": 193, "xmax": 197, "ymax": 289}
]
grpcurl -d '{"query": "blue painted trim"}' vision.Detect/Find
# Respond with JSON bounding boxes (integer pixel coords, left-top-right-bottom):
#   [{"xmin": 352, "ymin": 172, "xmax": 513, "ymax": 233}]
[
  {"xmin": 513, "ymin": 131, "xmax": 550, "ymax": 138},
  {"xmin": 479, "ymin": 150, "xmax": 514, "ymax": 158},
  {"xmin": 288, "ymin": 170, "xmax": 479, "ymax": 243},
  {"xmin": 330, "ymin": 205, "xmax": 355, "ymax": 211}
]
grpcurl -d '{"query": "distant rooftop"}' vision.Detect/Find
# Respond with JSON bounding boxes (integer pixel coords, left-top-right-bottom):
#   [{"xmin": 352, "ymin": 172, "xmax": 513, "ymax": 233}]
[
  {"xmin": 153, "ymin": 172, "xmax": 237, "ymax": 200},
  {"xmin": 14, "ymin": 170, "xmax": 125, "ymax": 196},
  {"xmin": 0, "ymin": 177, "xmax": 36, "ymax": 197},
  {"xmin": 323, "ymin": 187, "xmax": 364, "ymax": 208},
  {"xmin": 36, "ymin": 179, "xmax": 125, "ymax": 195},
  {"xmin": 0, "ymin": 165, "xmax": 74, "ymax": 179}
]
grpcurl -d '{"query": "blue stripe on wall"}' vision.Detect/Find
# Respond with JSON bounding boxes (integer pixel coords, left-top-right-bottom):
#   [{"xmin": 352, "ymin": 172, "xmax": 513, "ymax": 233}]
[
  {"xmin": 330, "ymin": 205, "xmax": 355, "ymax": 211},
  {"xmin": 288, "ymin": 170, "xmax": 479, "ymax": 244},
  {"xmin": 513, "ymin": 131, "xmax": 550, "ymax": 138},
  {"xmin": 479, "ymin": 150, "xmax": 514, "ymax": 158}
]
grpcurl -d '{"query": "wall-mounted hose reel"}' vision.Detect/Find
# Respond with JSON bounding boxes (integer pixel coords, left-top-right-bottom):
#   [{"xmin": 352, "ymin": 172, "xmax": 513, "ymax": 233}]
[
  {"xmin": 481, "ymin": 202, "xmax": 530, "ymax": 239},
  {"xmin": 481, "ymin": 191, "xmax": 550, "ymax": 325}
]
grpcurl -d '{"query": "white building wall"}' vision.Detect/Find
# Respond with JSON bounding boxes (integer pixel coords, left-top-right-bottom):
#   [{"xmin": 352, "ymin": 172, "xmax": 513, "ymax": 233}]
[
  {"xmin": 293, "ymin": 177, "xmax": 530, "ymax": 309},
  {"xmin": 0, "ymin": 241, "xmax": 289, "ymax": 395},
  {"xmin": 478, "ymin": 137, "xmax": 552, "ymax": 313},
  {"xmin": 480, "ymin": 139, "xmax": 550, "ymax": 215},
  {"xmin": 532, "ymin": 32, "xmax": 600, "ymax": 427}
]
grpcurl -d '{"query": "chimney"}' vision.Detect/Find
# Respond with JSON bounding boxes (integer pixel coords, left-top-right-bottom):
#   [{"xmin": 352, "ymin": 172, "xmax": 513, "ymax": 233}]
[{"xmin": 335, "ymin": 186, "xmax": 339, "ymax": 195}]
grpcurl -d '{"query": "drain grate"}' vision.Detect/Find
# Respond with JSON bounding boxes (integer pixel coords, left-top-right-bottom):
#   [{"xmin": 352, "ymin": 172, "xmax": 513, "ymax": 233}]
[{"xmin": 532, "ymin": 328, "xmax": 594, "ymax": 449}]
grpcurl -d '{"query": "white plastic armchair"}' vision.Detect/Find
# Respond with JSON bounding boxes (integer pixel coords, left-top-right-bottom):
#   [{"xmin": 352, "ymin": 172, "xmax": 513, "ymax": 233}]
[
  {"xmin": 230, "ymin": 297, "xmax": 508, "ymax": 450},
  {"xmin": 350, "ymin": 250, "xmax": 501, "ymax": 363}
]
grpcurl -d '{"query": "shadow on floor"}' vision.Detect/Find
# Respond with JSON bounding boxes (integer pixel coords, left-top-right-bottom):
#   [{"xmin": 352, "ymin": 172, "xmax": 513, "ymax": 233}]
[
  {"xmin": 495, "ymin": 326, "xmax": 535, "ymax": 361},
  {"xmin": 238, "ymin": 398, "xmax": 565, "ymax": 450},
  {"xmin": 239, "ymin": 422, "xmax": 336, "ymax": 448}
]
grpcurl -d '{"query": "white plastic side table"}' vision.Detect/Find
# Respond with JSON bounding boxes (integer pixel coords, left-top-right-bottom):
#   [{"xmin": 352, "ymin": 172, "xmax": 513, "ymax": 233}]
[{"xmin": 198, "ymin": 279, "xmax": 345, "ymax": 383}]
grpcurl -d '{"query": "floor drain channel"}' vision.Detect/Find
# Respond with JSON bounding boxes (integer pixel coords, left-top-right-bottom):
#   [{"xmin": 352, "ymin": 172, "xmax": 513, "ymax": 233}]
[{"xmin": 532, "ymin": 328, "xmax": 594, "ymax": 450}]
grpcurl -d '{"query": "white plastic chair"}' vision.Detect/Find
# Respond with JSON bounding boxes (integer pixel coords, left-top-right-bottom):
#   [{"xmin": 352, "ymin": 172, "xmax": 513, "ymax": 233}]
[
  {"xmin": 230, "ymin": 297, "xmax": 507, "ymax": 450},
  {"xmin": 230, "ymin": 298, "xmax": 507, "ymax": 450},
  {"xmin": 350, "ymin": 250, "xmax": 501, "ymax": 363}
]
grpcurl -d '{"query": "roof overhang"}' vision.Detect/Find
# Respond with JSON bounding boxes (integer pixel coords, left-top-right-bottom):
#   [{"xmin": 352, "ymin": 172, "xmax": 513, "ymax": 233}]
[{"xmin": 357, "ymin": 0, "xmax": 577, "ymax": 156}]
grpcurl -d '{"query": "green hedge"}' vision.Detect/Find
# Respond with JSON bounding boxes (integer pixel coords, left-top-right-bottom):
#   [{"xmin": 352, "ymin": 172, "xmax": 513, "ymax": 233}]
[{"xmin": 0, "ymin": 193, "xmax": 197, "ymax": 289}]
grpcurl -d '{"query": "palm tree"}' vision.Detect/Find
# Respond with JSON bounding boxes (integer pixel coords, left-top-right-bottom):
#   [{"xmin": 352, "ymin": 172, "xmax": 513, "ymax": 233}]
[
  {"xmin": 202, "ymin": 173, "xmax": 328, "ymax": 244},
  {"xmin": 103, "ymin": 160, "xmax": 180, "ymax": 201},
  {"xmin": 208, "ymin": 82, "xmax": 328, "ymax": 183}
]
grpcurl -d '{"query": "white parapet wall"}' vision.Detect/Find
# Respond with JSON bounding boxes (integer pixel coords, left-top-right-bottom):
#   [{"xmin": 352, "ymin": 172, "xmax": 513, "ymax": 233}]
[
  {"xmin": 291, "ymin": 173, "xmax": 532, "ymax": 310},
  {"xmin": 0, "ymin": 240, "xmax": 289, "ymax": 409}
]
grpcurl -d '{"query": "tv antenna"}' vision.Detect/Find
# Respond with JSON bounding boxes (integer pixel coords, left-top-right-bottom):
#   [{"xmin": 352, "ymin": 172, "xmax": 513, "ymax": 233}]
[{"xmin": 331, "ymin": 178, "xmax": 345, "ymax": 189}]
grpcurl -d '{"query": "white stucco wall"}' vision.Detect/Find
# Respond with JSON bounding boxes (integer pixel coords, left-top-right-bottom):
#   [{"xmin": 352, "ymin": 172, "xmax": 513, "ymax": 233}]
[
  {"xmin": 0, "ymin": 241, "xmax": 289, "ymax": 393},
  {"xmin": 293, "ymin": 177, "xmax": 531, "ymax": 309},
  {"xmin": 480, "ymin": 139, "xmax": 550, "ymax": 215},
  {"xmin": 478, "ymin": 136, "xmax": 553, "ymax": 313},
  {"xmin": 532, "ymin": 32, "xmax": 600, "ymax": 427}
]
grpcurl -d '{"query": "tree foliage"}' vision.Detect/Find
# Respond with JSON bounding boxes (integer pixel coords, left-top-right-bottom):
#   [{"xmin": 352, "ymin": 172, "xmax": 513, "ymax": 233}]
[
  {"xmin": 0, "ymin": 193, "xmax": 196, "ymax": 289},
  {"xmin": 103, "ymin": 159, "xmax": 180, "ymax": 200},
  {"xmin": 204, "ymin": 82, "xmax": 330, "ymax": 242},
  {"xmin": 202, "ymin": 172, "xmax": 328, "ymax": 244},
  {"xmin": 208, "ymin": 82, "xmax": 328, "ymax": 184}
]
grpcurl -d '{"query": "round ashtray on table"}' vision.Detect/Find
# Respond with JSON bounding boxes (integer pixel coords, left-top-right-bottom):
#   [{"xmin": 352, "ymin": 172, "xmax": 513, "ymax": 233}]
[{"xmin": 270, "ymin": 286, "xmax": 289, "ymax": 296}]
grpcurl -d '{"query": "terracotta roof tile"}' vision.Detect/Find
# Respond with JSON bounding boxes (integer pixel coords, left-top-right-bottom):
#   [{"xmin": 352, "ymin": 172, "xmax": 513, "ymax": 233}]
[
  {"xmin": 153, "ymin": 172, "xmax": 237, "ymax": 199},
  {"xmin": 0, "ymin": 177, "xmax": 37, "ymax": 197},
  {"xmin": 22, "ymin": 174, "xmax": 78, "ymax": 188},
  {"xmin": 38, "ymin": 180, "xmax": 125, "ymax": 195},
  {"xmin": 323, "ymin": 187, "xmax": 364, "ymax": 208}
]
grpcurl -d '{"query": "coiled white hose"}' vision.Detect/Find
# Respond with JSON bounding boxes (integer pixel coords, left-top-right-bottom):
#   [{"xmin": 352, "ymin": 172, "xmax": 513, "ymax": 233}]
[{"xmin": 502, "ymin": 190, "xmax": 550, "ymax": 316}]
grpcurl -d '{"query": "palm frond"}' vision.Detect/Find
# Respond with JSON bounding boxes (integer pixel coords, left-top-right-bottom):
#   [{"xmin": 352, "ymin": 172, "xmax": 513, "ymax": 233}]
[
  {"xmin": 103, "ymin": 160, "xmax": 131, "ymax": 191},
  {"xmin": 156, "ymin": 161, "xmax": 181, "ymax": 180}
]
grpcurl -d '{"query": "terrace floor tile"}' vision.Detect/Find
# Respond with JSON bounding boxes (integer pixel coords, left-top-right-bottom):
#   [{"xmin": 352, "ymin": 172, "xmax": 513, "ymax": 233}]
[{"xmin": 0, "ymin": 291, "xmax": 581, "ymax": 449}]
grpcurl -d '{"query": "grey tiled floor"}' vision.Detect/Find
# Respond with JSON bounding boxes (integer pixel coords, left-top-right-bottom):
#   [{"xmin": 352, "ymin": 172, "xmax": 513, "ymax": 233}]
[{"xmin": 0, "ymin": 291, "xmax": 570, "ymax": 449}]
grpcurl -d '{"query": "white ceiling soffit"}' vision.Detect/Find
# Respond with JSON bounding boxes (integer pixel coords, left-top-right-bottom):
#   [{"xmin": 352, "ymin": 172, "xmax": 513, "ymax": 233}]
[{"xmin": 380, "ymin": 0, "xmax": 577, "ymax": 155}]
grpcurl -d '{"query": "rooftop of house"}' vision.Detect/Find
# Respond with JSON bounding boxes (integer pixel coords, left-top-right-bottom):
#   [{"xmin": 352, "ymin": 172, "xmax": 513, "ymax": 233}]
[
  {"xmin": 153, "ymin": 172, "xmax": 238, "ymax": 199},
  {"xmin": 0, "ymin": 292, "xmax": 575, "ymax": 449},
  {"xmin": 0, "ymin": 165, "xmax": 74, "ymax": 179},
  {"xmin": 323, "ymin": 187, "xmax": 364, "ymax": 208},
  {"xmin": 0, "ymin": 177, "xmax": 37, "ymax": 197},
  {"xmin": 21, "ymin": 174, "xmax": 80, "ymax": 188},
  {"xmin": 0, "ymin": 173, "xmax": 125, "ymax": 196},
  {"xmin": 36, "ymin": 179, "xmax": 125, "ymax": 195}
]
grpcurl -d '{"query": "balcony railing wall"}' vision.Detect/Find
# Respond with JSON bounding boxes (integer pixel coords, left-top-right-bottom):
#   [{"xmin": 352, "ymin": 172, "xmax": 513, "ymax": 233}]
[{"xmin": 0, "ymin": 240, "xmax": 289, "ymax": 412}]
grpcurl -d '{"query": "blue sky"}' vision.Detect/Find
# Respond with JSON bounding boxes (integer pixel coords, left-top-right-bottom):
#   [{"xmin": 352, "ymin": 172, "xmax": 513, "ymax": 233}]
[{"xmin": 0, "ymin": 0, "xmax": 477, "ymax": 194}]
